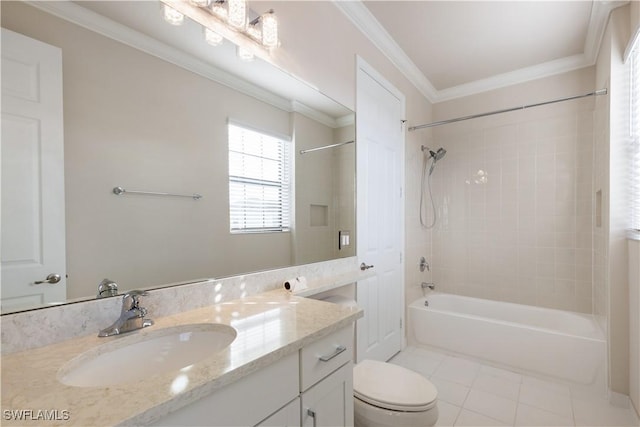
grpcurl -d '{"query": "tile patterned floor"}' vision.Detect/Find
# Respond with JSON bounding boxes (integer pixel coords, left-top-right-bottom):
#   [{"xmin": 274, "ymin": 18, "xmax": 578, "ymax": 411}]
[{"xmin": 389, "ymin": 346, "xmax": 639, "ymax": 427}]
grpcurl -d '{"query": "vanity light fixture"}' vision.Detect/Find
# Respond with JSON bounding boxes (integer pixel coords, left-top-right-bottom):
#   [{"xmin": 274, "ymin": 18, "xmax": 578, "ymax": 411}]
[
  {"xmin": 204, "ymin": 27, "xmax": 223, "ymax": 46},
  {"xmin": 162, "ymin": 3, "xmax": 185, "ymax": 25},
  {"xmin": 160, "ymin": 0, "xmax": 279, "ymax": 62},
  {"xmin": 227, "ymin": 0, "xmax": 246, "ymax": 29},
  {"xmin": 236, "ymin": 45, "xmax": 255, "ymax": 62},
  {"xmin": 260, "ymin": 10, "xmax": 278, "ymax": 48}
]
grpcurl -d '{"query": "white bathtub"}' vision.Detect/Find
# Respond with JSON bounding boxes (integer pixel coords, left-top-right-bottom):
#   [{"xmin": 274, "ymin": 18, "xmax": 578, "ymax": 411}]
[{"xmin": 409, "ymin": 293, "xmax": 606, "ymax": 385}]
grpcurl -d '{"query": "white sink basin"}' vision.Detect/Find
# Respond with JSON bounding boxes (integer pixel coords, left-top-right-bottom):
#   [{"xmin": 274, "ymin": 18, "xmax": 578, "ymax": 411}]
[{"xmin": 58, "ymin": 323, "xmax": 237, "ymax": 387}]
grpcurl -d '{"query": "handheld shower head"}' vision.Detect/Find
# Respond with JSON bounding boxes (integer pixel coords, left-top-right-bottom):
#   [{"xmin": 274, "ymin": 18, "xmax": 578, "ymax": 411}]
[
  {"xmin": 424, "ymin": 147, "xmax": 447, "ymax": 176},
  {"xmin": 422, "ymin": 146, "xmax": 447, "ymax": 162},
  {"xmin": 433, "ymin": 148, "xmax": 447, "ymax": 162},
  {"xmin": 420, "ymin": 146, "xmax": 447, "ymax": 229}
]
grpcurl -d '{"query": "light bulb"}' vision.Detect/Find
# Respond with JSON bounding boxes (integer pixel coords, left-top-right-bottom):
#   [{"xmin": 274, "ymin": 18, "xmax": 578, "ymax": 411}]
[
  {"xmin": 162, "ymin": 4, "xmax": 184, "ymax": 26},
  {"xmin": 261, "ymin": 10, "xmax": 278, "ymax": 48},
  {"xmin": 204, "ymin": 28, "xmax": 223, "ymax": 46},
  {"xmin": 236, "ymin": 45, "xmax": 255, "ymax": 62},
  {"xmin": 247, "ymin": 24, "xmax": 261, "ymax": 41},
  {"xmin": 227, "ymin": 0, "xmax": 246, "ymax": 29},
  {"xmin": 210, "ymin": 2, "xmax": 227, "ymax": 19}
]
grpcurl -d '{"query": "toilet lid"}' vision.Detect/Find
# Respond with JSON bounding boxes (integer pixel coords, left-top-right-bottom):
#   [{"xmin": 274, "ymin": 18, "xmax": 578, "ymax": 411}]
[{"xmin": 353, "ymin": 359, "xmax": 438, "ymax": 412}]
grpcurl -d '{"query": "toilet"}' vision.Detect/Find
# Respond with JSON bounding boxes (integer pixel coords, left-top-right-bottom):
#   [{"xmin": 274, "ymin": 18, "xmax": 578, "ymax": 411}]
[
  {"xmin": 353, "ymin": 360, "xmax": 439, "ymax": 427},
  {"xmin": 320, "ymin": 295, "xmax": 439, "ymax": 427}
]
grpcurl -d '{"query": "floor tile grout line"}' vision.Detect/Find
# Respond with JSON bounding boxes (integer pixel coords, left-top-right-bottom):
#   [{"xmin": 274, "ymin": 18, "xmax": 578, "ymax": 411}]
[
  {"xmin": 459, "ymin": 407, "xmax": 511, "ymax": 427},
  {"xmin": 512, "ymin": 376, "xmax": 523, "ymax": 427},
  {"xmin": 450, "ymin": 401, "xmax": 462, "ymax": 427},
  {"xmin": 568, "ymin": 382, "xmax": 577, "ymax": 427}
]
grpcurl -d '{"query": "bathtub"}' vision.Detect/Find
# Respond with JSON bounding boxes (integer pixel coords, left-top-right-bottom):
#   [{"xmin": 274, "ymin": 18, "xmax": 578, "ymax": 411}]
[{"xmin": 409, "ymin": 293, "xmax": 606, "ymax": 385}]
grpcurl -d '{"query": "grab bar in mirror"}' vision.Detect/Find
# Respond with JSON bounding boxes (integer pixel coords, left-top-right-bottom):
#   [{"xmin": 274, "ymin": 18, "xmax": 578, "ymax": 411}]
[{"xmin": 112, "ymin": 186, "xmax": 202, "ymax": 200}]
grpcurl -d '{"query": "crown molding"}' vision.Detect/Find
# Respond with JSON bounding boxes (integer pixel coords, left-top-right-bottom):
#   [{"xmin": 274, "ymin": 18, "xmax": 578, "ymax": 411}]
[
  {"xmin": 436, "ymin": 54, "xmax": 589, "ymax": 102},
  {"xmin": 291, "ymin": 100, "xmax": 340, "ymax": 128},
  {"xmin": 333, "ymin": 0, "xmax": 438, "ymax": 101},
  {"xmin": 25, "ymin": 1, "xmax": 342, "ymax": 127},
  {"xmin": 336, "ymin": 113, "xmax": 355, "ymax": 128},
  {"xmin": 584, "ymin": 1, "xmax": 629, "ymax": 63},
  {"xmin": 335, "ymin": 0, "xmax": 628, "ymax": 104}
]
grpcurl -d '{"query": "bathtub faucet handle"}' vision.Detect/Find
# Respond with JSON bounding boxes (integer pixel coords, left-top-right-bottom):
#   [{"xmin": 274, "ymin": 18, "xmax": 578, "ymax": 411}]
[{"xmin": 419, "ymin": 257, "xmax": 430, "ymax": 272}]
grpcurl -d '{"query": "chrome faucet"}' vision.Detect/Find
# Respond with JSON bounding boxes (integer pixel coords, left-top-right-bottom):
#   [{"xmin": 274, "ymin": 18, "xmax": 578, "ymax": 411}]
[
  {"xmin": 98, "ymin": 290, "xmax": 154, "ymax": 337},
  {"xmin": 421, "ymin": 282, "xmax": 436, "ymax": 290}
]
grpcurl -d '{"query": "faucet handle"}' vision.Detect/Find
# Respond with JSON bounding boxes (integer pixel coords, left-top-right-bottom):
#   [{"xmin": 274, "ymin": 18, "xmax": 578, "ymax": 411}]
[{"xmin": 122, "ymin": 290, "xmax": 148, "ymax": 311}]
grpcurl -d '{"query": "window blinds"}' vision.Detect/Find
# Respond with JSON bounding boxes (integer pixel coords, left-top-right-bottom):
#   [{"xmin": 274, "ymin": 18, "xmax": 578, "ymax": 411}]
[{"xmin": 228, "ymin": 123, "xmax": 291, "ymax": 233}]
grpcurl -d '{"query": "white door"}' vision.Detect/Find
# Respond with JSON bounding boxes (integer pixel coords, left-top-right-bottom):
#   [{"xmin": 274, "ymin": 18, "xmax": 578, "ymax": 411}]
[
  {"xmin": 1, "ymin": 28, "xmax": 66, "ymax": 312},
  {"xmin": 355, "ymin": 58, "xmax": 405, "ymax": 363}
]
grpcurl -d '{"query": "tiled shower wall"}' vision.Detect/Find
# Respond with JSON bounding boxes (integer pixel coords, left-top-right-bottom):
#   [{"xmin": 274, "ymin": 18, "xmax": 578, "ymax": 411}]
[{"xmin": 429, "ymin": 102, "xmax": 595, "ymax": 313}]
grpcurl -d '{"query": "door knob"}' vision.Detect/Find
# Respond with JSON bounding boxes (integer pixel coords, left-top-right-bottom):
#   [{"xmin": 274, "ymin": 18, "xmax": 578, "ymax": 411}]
[
  {"xmin": 34, "ymin": 273, "xmax": 61, "ymax": 285},
  {"xmin": 360, "ymin": 262, "xmax": 374, "ymax": 271}
]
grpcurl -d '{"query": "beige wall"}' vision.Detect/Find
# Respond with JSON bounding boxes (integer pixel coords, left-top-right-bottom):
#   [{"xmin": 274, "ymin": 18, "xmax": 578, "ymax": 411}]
[
  {"xmin": 292, "ymin": 112, "xmax": 335, "ymax": 264},
  {"xmin": 426, "ymin": 68, "xmax": 596, "ymax": 311},
  {"xmin": 629, "ymin": 239, "xmax": 640, "ymax": 416},
  {"xmin": 332, "ymin": 124, "xmax": 356, "ymax": 259},
  {"xmin": 595, "ymin": 5, "xmax": 632, "ymax": 397}
]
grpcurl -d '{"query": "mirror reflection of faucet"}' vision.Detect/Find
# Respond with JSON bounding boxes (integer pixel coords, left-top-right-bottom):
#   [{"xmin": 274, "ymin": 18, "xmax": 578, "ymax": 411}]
[
  {"xmin": 98, "ymin": 290, "xmax": 153, "ymax": 337},
  {"xmin": 97, "ymin": 278, "xmax": 118, "ymax": 298}
]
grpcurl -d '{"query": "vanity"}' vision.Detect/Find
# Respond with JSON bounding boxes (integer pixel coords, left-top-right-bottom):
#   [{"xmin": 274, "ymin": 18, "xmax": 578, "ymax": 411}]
[{"xmin": 1, "ymin": 290, "xmax": 361, "ymax": 426}]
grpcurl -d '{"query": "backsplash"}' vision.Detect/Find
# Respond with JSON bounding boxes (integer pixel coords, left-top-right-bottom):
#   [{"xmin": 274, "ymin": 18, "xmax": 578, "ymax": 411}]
[{"xmin": 0, "ymin": 257, "xmax": 358, "ymax": 354}]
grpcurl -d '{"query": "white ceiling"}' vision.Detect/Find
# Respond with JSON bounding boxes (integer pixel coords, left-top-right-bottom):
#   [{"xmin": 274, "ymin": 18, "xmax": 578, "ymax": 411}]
[{"xmin": 337, "ymin": 1, "xmax": 628, "ymax": 103}]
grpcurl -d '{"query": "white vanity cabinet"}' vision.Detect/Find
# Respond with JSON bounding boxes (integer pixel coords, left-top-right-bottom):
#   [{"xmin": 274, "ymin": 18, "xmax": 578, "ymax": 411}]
[
  {"xmin": 300, "ymin": 325, "xmax": 354, "ymax": 427},
  {"xmin": 152, "ymin": 325, "xmax": 354, "ymax": 427},
  {"xmin": 152, "ymin": 351, "xmax": 300, "ymax": 427},
  {"xmin": 301, "ymin": 363, "xmax": 354, "ymax": 427},
  {"xmin": 256, "ymin": 397, "xmax": 301, "ymax": 426}
]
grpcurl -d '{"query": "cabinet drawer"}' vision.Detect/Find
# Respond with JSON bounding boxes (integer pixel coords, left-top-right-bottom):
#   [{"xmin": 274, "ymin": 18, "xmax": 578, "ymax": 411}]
[{"xmin": 300, "ymin": 326, "xmax": 352, "ymax": 391}]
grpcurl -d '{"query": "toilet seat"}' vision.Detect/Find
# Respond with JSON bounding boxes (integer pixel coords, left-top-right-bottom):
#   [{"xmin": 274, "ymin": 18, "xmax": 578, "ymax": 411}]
[{"xmin": 353, "ymin": 359, "xmax": 438, "ymax": 412}]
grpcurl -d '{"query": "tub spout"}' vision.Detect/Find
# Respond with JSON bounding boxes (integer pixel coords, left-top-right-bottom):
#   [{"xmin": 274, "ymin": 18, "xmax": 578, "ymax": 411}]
[{"xmin": 421, "ymin": 282, "xmax": 435, "ymax": 290}]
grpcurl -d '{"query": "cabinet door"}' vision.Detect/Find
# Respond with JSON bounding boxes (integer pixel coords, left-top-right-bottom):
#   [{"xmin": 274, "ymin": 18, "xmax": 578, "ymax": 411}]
[
  {"xmin": 151, "ymin": 352, "xmax": 299, "ymax": 426},
  {"xmin": 302, "ymin": 363, "xmax": 353, "ymax": 427},
  {"xmin": 256, "ymin": 397, "xmax": 300, "ymax": 427}
]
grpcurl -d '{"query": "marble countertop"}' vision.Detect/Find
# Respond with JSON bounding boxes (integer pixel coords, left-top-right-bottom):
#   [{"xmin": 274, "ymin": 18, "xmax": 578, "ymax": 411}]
[{"xmin": 1, "ymin": 289, "xmax": 362, "ymax": 426}]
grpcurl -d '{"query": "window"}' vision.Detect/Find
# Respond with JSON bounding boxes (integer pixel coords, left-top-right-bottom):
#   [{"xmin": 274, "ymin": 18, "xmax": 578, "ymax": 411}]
[
  {"xmin": 632, "ymin": 47, "xmax": 640, "ymax": 232},
  {"xmin": 228, "ymin": 122, "xmax": 291, "ymax": 233}
]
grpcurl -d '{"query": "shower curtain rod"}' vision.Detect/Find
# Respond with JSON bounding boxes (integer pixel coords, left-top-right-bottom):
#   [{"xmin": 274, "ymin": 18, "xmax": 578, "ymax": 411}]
[
  {"xmin": 408, "ymin": 88, "xmax": 607, "ymax": 131},
  {"xmin": 299, "ymin": 140, "xmax": 354, "ymax": 155}
]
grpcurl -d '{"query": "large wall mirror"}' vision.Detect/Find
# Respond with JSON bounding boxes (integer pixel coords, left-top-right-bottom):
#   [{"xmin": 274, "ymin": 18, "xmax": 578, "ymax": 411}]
[{"xmin": 1, "ymin": 1, "xmax": 355, "ymax": 314}]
